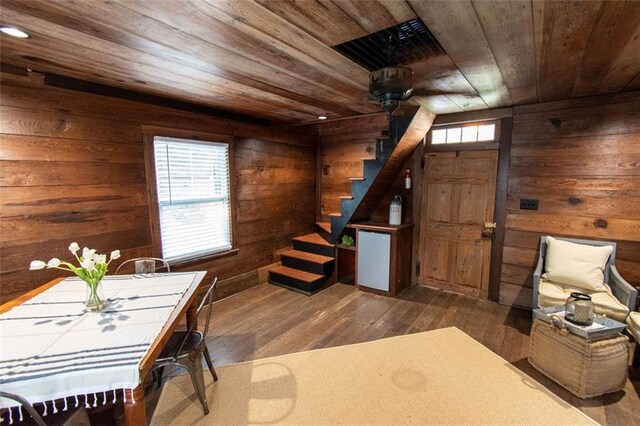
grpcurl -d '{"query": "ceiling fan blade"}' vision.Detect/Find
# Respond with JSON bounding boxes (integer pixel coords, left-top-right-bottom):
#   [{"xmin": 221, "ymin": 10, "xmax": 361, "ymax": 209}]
[
  {"xmin": 411, "ymin": 88, "xmax": 476, "ymax": 97},
  {"xmin": 391, "ymin": 107, "xmax": 405, "ymax": 117}
]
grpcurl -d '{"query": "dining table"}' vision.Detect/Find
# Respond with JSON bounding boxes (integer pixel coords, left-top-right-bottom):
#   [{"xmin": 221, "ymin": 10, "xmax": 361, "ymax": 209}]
[{"xmin": 0, "ymin": 271, "xmax": 207, "ymax": 425}]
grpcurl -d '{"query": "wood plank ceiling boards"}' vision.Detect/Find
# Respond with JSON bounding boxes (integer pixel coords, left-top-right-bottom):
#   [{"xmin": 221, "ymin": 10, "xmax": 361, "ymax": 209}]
[{"xmin": 0, "ymin": 0, "xmax": 639, "ymax": 122}]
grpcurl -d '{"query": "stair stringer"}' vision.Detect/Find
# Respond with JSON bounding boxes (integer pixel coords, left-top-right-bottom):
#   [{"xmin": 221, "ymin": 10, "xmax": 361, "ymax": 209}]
[{"xmin": 329, "ymin": 106, "xmax": 435, "ymax": 243}]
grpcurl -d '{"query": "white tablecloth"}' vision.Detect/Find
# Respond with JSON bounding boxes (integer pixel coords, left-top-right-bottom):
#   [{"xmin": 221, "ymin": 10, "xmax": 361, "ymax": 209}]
[{"xmin": 0, "ymin": 272, "xmax": 204, "ymax": 411}]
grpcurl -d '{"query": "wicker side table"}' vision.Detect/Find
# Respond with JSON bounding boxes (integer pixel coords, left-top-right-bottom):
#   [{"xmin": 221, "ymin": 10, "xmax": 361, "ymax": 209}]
[{"xmin": 528, "ymin": 319, "xmax": 629, "ymax": 398}]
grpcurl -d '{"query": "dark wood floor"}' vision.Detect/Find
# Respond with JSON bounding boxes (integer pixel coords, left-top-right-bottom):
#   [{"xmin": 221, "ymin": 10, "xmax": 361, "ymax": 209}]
[{"xmin": 203, "ymin": 282, "xmax": 639, "ymax": 426}]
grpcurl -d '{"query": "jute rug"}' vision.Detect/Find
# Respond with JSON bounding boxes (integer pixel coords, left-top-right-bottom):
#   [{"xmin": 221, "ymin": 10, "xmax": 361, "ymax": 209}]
[{"xmin": 151, "ymin": 327, "xmax": 596, "ymax": 425}]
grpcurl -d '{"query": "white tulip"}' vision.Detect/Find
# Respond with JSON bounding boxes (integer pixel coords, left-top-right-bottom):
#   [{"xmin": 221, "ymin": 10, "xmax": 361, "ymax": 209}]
[
  {"xmin": 110, "ymin": 250, "xmax": 121, "ymax": 260},
  {"xmin": 80, "ymin": 259, "xmax": 96, "ymax": 272},
  {"xmin": 47, "ymin": 258, "xmax": 61, "ymax": 268},
  {"xmin": 68, "ymin": 242, "xmax": 80, "ymax": 254},
  {"xmin": 29, "ymin": 260, "xmax": 47, "ymax": 270},
  {"xmin": 82, "ymin": 247, "xmax": 96, "ymax": 260},
  {"xmin": 94, "ymin": 254, "xmax": 107, "ymax": 264}
]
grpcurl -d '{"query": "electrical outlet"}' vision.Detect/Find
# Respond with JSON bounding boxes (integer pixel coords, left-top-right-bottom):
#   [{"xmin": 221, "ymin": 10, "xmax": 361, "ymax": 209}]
[{"xmin": 520, "ymin": 199, "xmax": 539, "ymax": 210}]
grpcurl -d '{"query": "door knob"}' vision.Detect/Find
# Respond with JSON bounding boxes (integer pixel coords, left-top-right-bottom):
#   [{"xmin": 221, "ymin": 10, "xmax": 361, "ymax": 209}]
[{"xmin": 481, "ymin": 222, "xmax": 497, "ymax": 240}]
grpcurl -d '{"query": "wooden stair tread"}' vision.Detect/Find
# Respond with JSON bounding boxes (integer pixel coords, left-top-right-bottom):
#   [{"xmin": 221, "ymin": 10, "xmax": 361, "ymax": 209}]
[
  {"xmin": 270, "ymin": 265, "xmax": 324, "ymax": 282},
  {"xmin": 328, "ymin": 213, "xmax": 342, "ymax": 217},
  {"xmin": 349, "ymin": 177, "xmax": 365, "ymax": 181},
  {"xmin": 315, "ymin": 221, "xmax": 331, "ymax": 233},
  {"xmin": 293, "ymin": 233, "xmax": 333, "ymax": 247},
  {"xmin": 338, "ymin": 196, "xmax": 353, "ymax": 200},
  {"xmin": 281, "ymin": 249, "xmax": 334, "ymax": 264}
]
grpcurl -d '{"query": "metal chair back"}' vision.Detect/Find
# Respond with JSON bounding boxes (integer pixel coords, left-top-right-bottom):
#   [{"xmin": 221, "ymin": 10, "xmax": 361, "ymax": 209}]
[
  {"xmin": 175, "ymin": 277, "xmax": 218, "ymax": 357},
  {"xmin": 115, "ymin": 257, "xmax": 170, "ymax": 274},
  {"xmin": 0, "ymin": 391, "xmax": 46, "ymax": 426}
]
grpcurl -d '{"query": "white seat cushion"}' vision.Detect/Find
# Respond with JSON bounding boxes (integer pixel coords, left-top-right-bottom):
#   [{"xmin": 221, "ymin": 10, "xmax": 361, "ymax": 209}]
[
  {"xmin": 538, "ymin": 278, "xmax": 629, "ymax": 323},
  {"xmin": 627, "ymin": 312, "xmax": 640, "ymax": 341},
  {"xmin": 542, "ymin": 236, "xmax": 613, "ymax": 292}
]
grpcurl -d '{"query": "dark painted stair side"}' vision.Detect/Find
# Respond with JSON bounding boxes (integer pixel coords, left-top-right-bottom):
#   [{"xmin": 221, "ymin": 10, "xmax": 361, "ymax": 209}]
[
  {"xmin": 269, "ymin": 233, "xmax": 336, "ymax": 294},
  {"xmin": 269, "ymin": 266, "xmax": 325, "ymax": 294},
  {"xmin": 329, "ymin": 106, "xmax": 435, "ymax": 243},
  {"xmin": 281, "ymin": 249, "xmax": 334, "ymax": 276},
  {"xmin": 292, "ymin": 233, "xmax": 335, "ymax": 257},
  {"xmin": 315, "ymin": 222, "xmax": 331, "ymax": 241}
]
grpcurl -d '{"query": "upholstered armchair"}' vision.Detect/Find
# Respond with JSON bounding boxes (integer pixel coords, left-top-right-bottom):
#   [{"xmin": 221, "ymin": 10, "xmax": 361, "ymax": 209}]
[
  {"xmin": 628, "ymin": 312, "xmax": 640, "ymax": 368},
  {"xmin": 532, "ymin": 236, "xmax": 637, "ymax": 322}
]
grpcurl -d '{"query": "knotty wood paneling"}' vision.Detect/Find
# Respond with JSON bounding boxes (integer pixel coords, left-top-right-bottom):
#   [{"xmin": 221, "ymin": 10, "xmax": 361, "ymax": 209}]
[
  {"xmin": 571, "ymin": 0, "xmax": 640, "ymax": 98},
  {"xmin": 501, "ymin": 91, "xmax": 640, "ymax": 309},
  {"xmin": 0, "ymin": 70, "xmax": 316, "ymax": 303},
  {"xmin": 409, "ymin": 0, "xmax": 510, "ymax": 108},
  {"xmin": 316, "ymin": 114, "xmax": 387, "ymax": 222},
  {"xmin": 532, "ymin": 0, "xmax": 603, "ymax": 102},
  {"xmin": 472, "ymin": 0, "xmax": 536, "ymax": 105}
]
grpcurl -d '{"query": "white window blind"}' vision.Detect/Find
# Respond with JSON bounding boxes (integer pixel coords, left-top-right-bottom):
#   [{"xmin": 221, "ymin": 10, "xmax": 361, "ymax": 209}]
[{"xmin": 153, "ymin": 136, "xmax": 232, "ymax": 263}]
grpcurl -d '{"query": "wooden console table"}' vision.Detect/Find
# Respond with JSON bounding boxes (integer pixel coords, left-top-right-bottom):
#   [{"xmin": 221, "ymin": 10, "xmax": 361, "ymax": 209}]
[{"xmin": 349, "ymin": 223, "xmax": 414, "ymax": 297}]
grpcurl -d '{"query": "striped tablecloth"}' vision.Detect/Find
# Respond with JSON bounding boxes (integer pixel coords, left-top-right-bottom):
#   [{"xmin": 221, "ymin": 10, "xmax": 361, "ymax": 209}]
[{"xmin": 0, "ymin": 272, "xmax": 204, "ymax": 412}]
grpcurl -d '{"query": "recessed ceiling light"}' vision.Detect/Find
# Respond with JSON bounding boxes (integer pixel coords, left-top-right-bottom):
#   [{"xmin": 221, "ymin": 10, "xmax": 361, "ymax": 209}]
[
  {"xmin": 318, "ymin": 116, "xmax": 327, "ymax": 120},
  {"xmin": 0, "ymin": 26, "xmax": 30, "ymax": 39}
]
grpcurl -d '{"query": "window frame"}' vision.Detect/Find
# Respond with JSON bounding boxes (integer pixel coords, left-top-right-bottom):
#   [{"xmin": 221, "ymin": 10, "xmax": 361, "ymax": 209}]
[
  {"xmin": 427, "ymin": 119, "xmax": 501, "ymax": 152},
  {"xmin": 143, "ymin": 128, "xmax": 238, "ymax": 267}
]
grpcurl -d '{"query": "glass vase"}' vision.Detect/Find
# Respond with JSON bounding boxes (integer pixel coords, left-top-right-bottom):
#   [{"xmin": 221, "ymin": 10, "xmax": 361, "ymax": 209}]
[{"xmin": 85, "ymin": 280, "xmax": 106, "ymax": 312}]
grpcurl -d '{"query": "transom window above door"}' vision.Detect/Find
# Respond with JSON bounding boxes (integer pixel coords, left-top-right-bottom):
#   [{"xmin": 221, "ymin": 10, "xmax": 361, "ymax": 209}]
[{"xmin": 430, "ymin": 122, "xmax": 498, "ymax": 145}]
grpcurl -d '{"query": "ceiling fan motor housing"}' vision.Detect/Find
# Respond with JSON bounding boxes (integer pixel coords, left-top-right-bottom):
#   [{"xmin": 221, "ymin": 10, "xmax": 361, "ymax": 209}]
[{"xmin": 369, "ymin": 66, "xmax": 414, "ymax": 103}]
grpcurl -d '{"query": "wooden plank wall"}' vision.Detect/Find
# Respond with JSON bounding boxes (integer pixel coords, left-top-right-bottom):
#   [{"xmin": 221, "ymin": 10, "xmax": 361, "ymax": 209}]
[
  {"xmin": 316, "ymin": 113, "xmax": 414, "ymax": 224},
  {"xmin": 500, "ymin": 91, "xmax": 640, "ymax": 308},
  {"xmin": 0, "ymin": 70, "xmax": 316, "ymax": 304}
]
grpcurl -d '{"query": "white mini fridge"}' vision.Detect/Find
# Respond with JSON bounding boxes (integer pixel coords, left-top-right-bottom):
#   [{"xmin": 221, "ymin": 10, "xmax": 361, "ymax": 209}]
[{"xmin": 356, "ymin": 230, "xmax": 391, "ymax": 292}]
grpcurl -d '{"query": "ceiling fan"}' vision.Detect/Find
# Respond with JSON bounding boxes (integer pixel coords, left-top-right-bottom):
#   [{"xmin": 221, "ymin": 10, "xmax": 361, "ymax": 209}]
[
  {"xmin": 368, "ymin": 66, "xmax": 469, "ymax": 119},
  {"xmin": 333, "ymin": 18, "xmax": 475, "ymax": 120},
  {"xmin": 369, "ymin": 66, "xmax": 414, "ymax": 117}
]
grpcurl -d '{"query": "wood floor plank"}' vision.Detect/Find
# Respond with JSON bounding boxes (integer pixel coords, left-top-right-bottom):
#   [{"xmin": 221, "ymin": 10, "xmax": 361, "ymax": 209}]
[
  {"xmin": 346, "ymin": 293, "xmax": 398, "ymax": 326},
  {"xmin": 449, "ymin": 294, "xmax": 480, "ymax": 332},
  {"xmin": 254, "ymin": 288, "xmax": 370, "ymax": 357},
  {"xmin": 303, "ymin": 316, "xmax": 357, "ymax": 351},
  {"xmin": 373, "ymin": 299, "xmax": 427, "ymax": 336},
  {"xmin": 405, "ymin": 290, "xmax": 454, "ymax": 333},
  {"xmin": 432, "ymin": 293, "xmax": 467, "ymax": 330},
  {"xmin": 462, "ymin": 298, "xmax": 495, "ymax": 342},
  {"xmin": 210, "ymin": 284, "xmax": 303, "ymax": 339}
]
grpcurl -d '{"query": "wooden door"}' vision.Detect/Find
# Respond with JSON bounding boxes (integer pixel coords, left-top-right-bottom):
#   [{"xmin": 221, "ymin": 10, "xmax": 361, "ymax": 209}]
[{"xmin": 418, "ymin": 151, "xmax": 498, "ymax": 298}]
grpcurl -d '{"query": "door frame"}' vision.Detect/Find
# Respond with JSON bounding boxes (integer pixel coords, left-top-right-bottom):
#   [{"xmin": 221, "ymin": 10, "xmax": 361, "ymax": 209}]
[{"xmin": 418, "ymin": 112, "xmax": 513, "ymax": 302}]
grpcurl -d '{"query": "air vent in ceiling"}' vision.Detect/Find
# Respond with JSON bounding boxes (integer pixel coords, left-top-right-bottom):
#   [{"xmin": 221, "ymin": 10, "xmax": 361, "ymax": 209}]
[{"xmin": 333, "ymin": 18, "xmax": 444, "ymax": 71}]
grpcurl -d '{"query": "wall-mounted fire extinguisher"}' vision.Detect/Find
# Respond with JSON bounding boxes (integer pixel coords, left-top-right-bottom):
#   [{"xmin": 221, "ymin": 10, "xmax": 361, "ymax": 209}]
[{"xmin": 404, "ymin": 169, "xmax": 412, "ymax": 190}]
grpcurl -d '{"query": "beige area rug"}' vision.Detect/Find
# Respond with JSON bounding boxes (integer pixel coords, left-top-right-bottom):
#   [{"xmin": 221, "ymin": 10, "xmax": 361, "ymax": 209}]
[{"xmin": 151, "ymin": 327, "xmax": 596, "ymax": 425}]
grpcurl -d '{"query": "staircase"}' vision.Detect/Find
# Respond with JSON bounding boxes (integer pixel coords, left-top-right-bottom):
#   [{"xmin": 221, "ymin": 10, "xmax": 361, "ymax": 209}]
[
  {"xmin": 329, "ymin": 106, "xmax": 435, "ymax": 242},
  {"xmin": 269, "ymin": 106, "xmax": 434, "ymax": 294},
  {"xmin": 269, "ymin": 232, "xmax": 336, "ymax": 294}
]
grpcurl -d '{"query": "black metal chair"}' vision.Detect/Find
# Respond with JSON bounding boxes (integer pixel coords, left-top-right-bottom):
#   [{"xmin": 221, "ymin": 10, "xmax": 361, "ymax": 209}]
[
  {"xmin": 0, "ymin": 392, "xmax": 46, "ymax": 426},
  {"xmin": 150, "ymin": 277, "xmax": 218, "ymax": 415},
  {"xmin": 115, "ymin": 257, "xmax": 170, "ymax": 274},
  {"xmin": 0, "ymin": 392, "xmax": 90, "ymax": 426}
]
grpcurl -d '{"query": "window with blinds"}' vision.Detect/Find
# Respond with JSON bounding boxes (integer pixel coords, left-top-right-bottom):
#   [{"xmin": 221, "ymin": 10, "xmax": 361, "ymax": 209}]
[{"xmin": 153, "ymin": 136, "xmax": 232, "ymax": 263}]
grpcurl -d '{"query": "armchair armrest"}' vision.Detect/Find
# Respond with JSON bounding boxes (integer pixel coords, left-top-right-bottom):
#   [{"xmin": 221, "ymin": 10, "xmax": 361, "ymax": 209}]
[
  {"xmin": 532, "ymin": 248, "xmax": 545, "ymax": 310},
  {"xmin": 609, "ymin": 265, "xmax": 638, "ymax": 312}
]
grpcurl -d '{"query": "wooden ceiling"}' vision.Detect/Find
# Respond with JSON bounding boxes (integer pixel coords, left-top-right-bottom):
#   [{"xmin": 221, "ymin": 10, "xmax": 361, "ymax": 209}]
[{"xmin": 1, "ymin": 0, "xmax": 639, "ymax": 123}]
